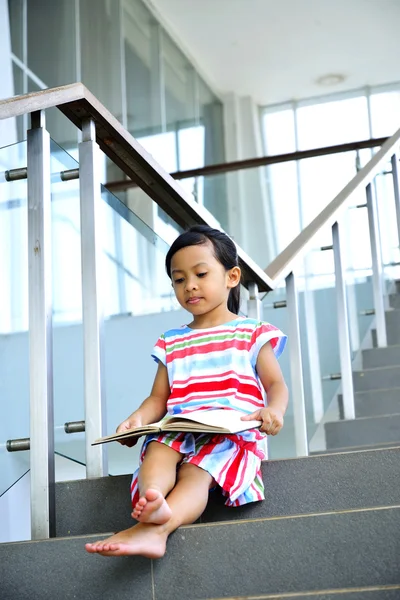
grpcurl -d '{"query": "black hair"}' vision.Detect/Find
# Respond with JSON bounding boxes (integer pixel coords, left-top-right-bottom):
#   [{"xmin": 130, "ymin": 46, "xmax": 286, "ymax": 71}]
[{"xmin": 165, "ymin": 225, "xmax": 241, "ymax": 314}]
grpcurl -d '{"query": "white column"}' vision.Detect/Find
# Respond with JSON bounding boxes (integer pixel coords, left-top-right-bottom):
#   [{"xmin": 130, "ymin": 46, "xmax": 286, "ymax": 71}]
[{"xmin": 222, "ymin": 93, "xmax": 275, "ymax": 266}]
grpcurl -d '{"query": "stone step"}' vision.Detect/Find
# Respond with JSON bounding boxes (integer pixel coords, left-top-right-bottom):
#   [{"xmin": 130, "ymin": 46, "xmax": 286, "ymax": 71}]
[
  {"xmin": 325, "ymin": 414, "xmax": 400, "ymax": 450},
  {"xmin": 372, "ymin": 309, "xmax": 400, "ymax": 347},
  {"xmin": 362, "ymin": 345, "xmax": 400, "ymax": 369},
  {"xmin": 1, "ymin": 506, "xmax": 399, "ymax": 600},
  {"xmin": 353, "ymin": 365, "xmax": 400, "ymax": 392},
  {"xmin": 389, "ymin": 293, "xmax": 400, "ymax": 309},
  {"xmin": 338, "ymin": 388, "xmax": 400, "ymax": 419},
  {"xmin": 311, "ymin": 442, "xmax": 400, "ymax": 456},
  {"xmin": 208, "ymin": 584, "xmax": 400, "ymax": 600},
  {"xmin": 55, "ymin": 448, "xmax": 400, "ymax": 536}
]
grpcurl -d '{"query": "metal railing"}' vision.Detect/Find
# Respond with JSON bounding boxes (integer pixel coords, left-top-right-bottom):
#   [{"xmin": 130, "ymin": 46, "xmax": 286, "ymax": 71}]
[
  {"xmin": 0, "ymin": 83, "xmax": 272, "ymax": 540},
  {"xmin": 105, "ymin": 136, "xmax": 389, "ymax": 192},
  {"xmin": 1, "ymin": 83, "xmax": 400, "ymax": 541}
]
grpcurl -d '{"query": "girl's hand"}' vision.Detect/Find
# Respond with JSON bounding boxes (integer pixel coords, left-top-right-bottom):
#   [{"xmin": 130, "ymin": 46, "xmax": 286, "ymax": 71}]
[
  {"xmin": 241, "ymin": 407, "xmax": 284, "ymax": 436},
  {"xmin": 116, "ymin": 415, "xmax": 143, "ymax": 447}
]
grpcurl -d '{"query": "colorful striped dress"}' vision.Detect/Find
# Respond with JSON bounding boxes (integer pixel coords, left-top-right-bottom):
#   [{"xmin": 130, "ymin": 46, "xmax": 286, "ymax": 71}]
[{"xmin": 130, "ymin": 317, "xmax": 287, "ymax": 507}]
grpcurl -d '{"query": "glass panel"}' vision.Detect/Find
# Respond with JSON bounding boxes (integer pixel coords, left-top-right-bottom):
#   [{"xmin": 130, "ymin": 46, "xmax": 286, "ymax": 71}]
[
  {"xmin": 48, "ymin": 140, "xmax": 181, "ymax": 472},
  {"xmin": 262, "ymin": 106, "xmax": 296, "ymax": 155},
  {"xmin": 12, "ymin": 63, "xmax": 24, "ymax": 142},
  {"xmin": 163, "ymin": 31, "xmax": 197, "ymax": 133},
  {"xmin": 369, "ymin": 91, "xmax": 400, "ymax": 138},
  {"xmin": 80, "ymin": 0, "xmax": 122, "ymax": 121},
  {"xmin": 27, "ymin": 0, "xmax": 76, "ymax": 88},
  {"xmin": 375, "ymin": 164, "xmax": 400, "ymax": 278},
  {"xmin": 198, "ymin": 77, "xmax": 227, "ymax": 228},
  {"xmin": 8, "ymin": 0, "xmax": 24, "ymax": 61},
  {"xmin": 0, "ymin": 140, "xmax": 30, "ymax": 498},
  {"xmin": 0, "ymin": 134, "xmax": 185, "ymax": 490},
  {"xmin": 296, "ymin": 96, "xmax": 370, "ymax": 150},
  {"xmin": 124, "ymin": 0, "xmax": 161, "ymax": 137}
]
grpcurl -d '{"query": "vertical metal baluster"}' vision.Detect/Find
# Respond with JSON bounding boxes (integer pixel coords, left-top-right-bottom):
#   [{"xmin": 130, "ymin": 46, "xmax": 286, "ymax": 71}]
[
  {"xmin": 391, "ymin": 153, "xmax": 400, "ymax": 253},
  {"xmin": 79, "ymin": 118, "xmax": 107, "ymax": 478},
  {"xmin": 332, "ymin": 221, "xmax": 355, "ymax": 420},
  {"xmin": 303, "ymin": 255, "xmax": 324, "ymax": 423},
  {"xmin": 247, "ymin": 283, "xmax": 268, "ymax": 457},
  {"xmin": 366, "ymin": 182, "xmax": 387, "ymax": 347},
  {"xmin": 285, "ymin": 272, "xmax": 308, "ymax": 457},
  {"xmin": 247, "ymin": 282, "xmax": 262, "ymax": 320},
  {"xmin": 27, "ymin": 110, "xmax": 55, "ymax": 539}
]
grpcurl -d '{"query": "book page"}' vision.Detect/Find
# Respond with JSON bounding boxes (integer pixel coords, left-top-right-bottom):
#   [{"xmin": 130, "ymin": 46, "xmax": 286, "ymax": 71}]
[
  {"xmin": 92, "ymin": 422, "xmax": 162, "ymax": 445},
  {"xmin": 165, "ymin": 409, "xmax": 261, "ymax": 433}
]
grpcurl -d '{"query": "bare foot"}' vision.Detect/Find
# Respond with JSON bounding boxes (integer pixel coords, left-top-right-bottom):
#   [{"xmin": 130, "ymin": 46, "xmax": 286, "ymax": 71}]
[
  {"xmin": 85, "ymin": 523, "xmax": 168, "ymax": 558},
  {"xmin": 131, "ymin": 488, "xmax": 172, "ymax": 524}
]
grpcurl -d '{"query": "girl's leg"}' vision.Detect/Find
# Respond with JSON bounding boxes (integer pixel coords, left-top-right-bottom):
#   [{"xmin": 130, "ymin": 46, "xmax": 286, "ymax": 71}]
[
  {"xmin": 85, "ymin": 463, "xmax": 213, "ymax": 558},
  {"xmin": 132, "ymin": 441, "xmax": 183, "ymax": 524},
  {"xmin": 163, "ymin": 462, "xmax": 214, "ymax": 526}
]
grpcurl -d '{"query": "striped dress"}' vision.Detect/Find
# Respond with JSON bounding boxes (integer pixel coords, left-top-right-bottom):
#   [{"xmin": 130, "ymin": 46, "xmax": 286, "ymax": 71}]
[{"xmin": 130, "ymin": 317, "xmax": 287, "ymax": 508}]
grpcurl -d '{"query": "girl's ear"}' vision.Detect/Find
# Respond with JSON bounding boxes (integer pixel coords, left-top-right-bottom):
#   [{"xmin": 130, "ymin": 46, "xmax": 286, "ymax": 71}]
[{"xmin": 227, "ymin": 266, "xmax": 241, "ymax": 288}]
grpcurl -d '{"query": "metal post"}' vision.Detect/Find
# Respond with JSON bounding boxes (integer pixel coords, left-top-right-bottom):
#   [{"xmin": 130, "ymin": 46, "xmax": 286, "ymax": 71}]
[
  {"xmin": 366, "ymin": 182, "xmax": 387, "ymax": 347},
  {"xmin": 285, "ymin": 272, "xmax": 308, "ymax": 457},
  {"xmin": 303, "ymin": 255, "xmax": 324, "ymax": 424},
  {"xmin": 332, "ymin": 221, "xmax": 355, "ymax": 420},
  {"xmin": 79, "ymin": 118, "xmax": 107, "ymax": 478},
  {"xmin": 390, "ymin": 153, "xmax": 400, "ymax": 253},
  {"xmin": 247, "ymin": 282, "xmax": 262, "ymax": 320},
  {"xmin": 27, "ymin": 110, "xmax": 55, "ymax": 539},
  {"xmin": 247, "ymin": 282, "xmax": 268, "ymax": 457}
]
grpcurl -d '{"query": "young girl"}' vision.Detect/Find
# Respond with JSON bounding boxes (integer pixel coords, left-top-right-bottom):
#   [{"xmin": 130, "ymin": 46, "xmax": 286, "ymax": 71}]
[{"xmin": 85, "ymin": 225, "xmax": 288, "ymax": 558}]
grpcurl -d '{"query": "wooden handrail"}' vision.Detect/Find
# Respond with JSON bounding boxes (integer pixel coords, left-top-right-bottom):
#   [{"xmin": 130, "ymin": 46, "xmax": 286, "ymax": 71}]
[{"xmin": 105, "ymin": 137, "xmax": 388, "ymax": 192}]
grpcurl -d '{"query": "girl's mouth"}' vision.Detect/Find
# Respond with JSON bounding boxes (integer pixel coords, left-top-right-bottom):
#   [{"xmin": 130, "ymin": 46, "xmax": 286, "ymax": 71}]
[{"xmin": 187, "ymin": 297, "xmax": 201, "ymax": 304}]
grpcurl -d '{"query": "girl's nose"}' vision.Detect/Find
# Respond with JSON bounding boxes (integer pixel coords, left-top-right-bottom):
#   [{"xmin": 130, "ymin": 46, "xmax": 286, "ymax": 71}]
[{"xmin": 185, "ymin": 278, "xmax": 198, "ymax": 291}]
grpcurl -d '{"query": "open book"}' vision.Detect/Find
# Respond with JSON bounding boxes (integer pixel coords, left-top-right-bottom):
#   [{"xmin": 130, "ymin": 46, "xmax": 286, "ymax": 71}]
[{"xmin": 92, "ymin": 409, "xmax": 262, "ymax": 446}]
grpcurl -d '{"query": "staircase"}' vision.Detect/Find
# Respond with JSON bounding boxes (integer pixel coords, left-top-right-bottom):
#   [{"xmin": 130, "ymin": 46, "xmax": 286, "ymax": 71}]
[
  {"xmin": 326, "ymin": 283, "xmax": 400, "ymax": 454},
  {"xmin": 0, "ymin": 454, "xmax": 399, "ymax": 598},
  {"xmin": 2, "ymin": 305, "xmax": 400, "ymax": 600},
  {"xmin": 2, "ymin": 298, "xmax": 400, "ymax": 599}
]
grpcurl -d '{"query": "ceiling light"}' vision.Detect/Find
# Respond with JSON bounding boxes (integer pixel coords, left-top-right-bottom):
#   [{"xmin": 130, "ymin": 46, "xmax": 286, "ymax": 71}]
[{"xmin": 316, "ymin": 74, "xmax": 346, "ymax": 86}]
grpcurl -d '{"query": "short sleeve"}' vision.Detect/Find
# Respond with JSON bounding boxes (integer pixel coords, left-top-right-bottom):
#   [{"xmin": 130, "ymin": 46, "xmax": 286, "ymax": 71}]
[
  {"xmin": 151, "ymin": 334, "xmax": 166, "ymax": 366},
  {"xmin": 249, "ymin": 322, "xmax": 287, "ymax": 368}
]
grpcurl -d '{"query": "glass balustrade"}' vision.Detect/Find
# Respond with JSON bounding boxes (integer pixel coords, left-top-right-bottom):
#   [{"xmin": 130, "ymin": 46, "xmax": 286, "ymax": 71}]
[
  {"xmin": 1, "ymin": 131, "xmax": 399, "ymax": 491},
  {"xmin": 0, "ymin": 137, "xmax": 186, "ymax": 492}
]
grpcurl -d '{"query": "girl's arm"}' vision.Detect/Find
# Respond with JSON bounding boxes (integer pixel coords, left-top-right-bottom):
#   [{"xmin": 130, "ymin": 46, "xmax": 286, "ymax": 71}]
[
  {"xmin": 241, "ymin": 342, "xmax": 289, "ymax": 435},
  {"xmin": 116, "ymin": 362, "xmax": 170, "ymax": 446}
]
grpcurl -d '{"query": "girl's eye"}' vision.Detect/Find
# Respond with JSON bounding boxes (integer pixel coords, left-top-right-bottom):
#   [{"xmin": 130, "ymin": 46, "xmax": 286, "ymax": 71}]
[
  {"xmin": 174, "ymin": 278, "xmax": 184, "ymax": 284},
  {"xmin": 197, "ymin": 272, "xmax": 207, "ymax": 278}
]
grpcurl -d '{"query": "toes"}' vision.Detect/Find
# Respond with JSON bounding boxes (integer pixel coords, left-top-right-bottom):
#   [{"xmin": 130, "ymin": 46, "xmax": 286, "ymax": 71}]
[
  {"xmin": 86, "ymin": 542, "xmax": 104, "ymax": 553},
  {"xmin": 145, "ymin": 489, "xmax": 160, "ymax": 502}
]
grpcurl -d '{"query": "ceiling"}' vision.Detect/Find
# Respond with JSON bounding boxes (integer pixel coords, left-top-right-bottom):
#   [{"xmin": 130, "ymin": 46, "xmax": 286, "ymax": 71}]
[{"xmin": 147, "ymin": 0, "xmax": 400, "ymax": 105}]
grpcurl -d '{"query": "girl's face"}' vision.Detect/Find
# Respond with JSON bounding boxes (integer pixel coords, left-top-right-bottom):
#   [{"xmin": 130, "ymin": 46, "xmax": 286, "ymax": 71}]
[{"xmin": 170, "ymin": 241, "xmax": 240, "ymax": 317}]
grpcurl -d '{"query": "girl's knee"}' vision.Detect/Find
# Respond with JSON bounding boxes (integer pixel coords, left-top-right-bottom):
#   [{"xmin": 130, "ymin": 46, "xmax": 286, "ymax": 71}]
[
  {"xmin": 144, "ymin": 441, "xmax": 182, "ymax": 463},
  {"xmin": 177, "ymin": 463, "xmax": 215, "ymax": 487}
]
